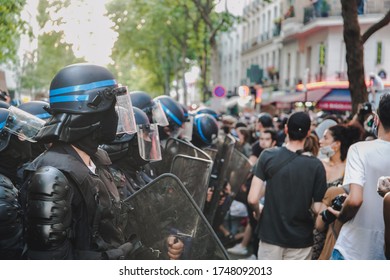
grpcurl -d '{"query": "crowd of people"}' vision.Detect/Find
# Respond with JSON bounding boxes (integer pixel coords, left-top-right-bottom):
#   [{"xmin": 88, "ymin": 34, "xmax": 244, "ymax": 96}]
[{"xmin": 0, "ymin": 62, "xmax": 390, "ymax": 260}]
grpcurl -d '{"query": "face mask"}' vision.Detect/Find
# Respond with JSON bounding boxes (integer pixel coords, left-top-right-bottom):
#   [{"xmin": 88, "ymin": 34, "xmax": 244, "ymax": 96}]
[
  {"xmin": 320, "ymin": 145, "xmax": 335, "ymax": 158},
  {"xmin": 255, "ymin": 131, "xmax": 261, "ymax": 138}
]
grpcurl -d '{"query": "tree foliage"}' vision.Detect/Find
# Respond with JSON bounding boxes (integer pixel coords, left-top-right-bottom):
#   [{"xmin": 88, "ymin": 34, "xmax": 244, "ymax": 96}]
[
  {"xmin": 19, "ymin": 0, "xmax": 84, "ymax": 95},
  {"xmin": 106, "ymin": 0, "xmax": 237, "ymax": 100},
  {"xmin": 0, "ymin": 0, "xmax": 28, "ymax": 64}
]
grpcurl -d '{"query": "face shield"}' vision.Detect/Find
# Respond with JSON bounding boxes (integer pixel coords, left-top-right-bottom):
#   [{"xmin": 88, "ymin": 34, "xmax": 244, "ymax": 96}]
[
  {"xmin": 136, "ymin": 123, "xmax": 162, "ymax": 162},
  {"xmin": 151, "ymin": 100, "xmax": 169, "ymax": 126},
  {"xmin": 4, "ymin": 106, "xmax": 45, "ymax": 142},
  {"xmin": 180, "ymin": 114, "xmax": 194, "ymax": 141},
  {"xmin": 115, "ymin": 87, "xmax": 137, "ymax": 135}
]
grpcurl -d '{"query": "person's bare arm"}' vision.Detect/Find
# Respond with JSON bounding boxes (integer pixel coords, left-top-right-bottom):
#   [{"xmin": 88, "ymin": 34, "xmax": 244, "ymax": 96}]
[
  {"xmin": 328, "ymin": 183, "xmax": 363, "ymax": 223},
  {"xmin": 247, "ymin": 175, "xmax": 265, "ymax": 220}
]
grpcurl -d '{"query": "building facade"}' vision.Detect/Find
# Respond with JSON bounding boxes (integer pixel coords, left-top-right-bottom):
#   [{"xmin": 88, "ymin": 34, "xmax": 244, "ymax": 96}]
[{"xmin": 214, "ymin": 0, "xmax": 390, "ymax": 113}]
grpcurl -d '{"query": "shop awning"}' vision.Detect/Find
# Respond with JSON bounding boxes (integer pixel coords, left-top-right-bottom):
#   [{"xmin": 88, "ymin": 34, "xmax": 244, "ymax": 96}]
[
  {"xmin": 317, "ymin": 89, "xmax": 352, "ymax": 111},
  {"xmin": 264, "ymin": 88, "xmax": 331, "ymax": 108}
]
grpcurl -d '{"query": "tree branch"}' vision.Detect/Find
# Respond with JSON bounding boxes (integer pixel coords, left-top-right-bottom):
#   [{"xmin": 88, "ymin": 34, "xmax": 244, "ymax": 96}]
[{"xmin": 362, "ymin": 9, "xmax": 390, "ymax": 44}]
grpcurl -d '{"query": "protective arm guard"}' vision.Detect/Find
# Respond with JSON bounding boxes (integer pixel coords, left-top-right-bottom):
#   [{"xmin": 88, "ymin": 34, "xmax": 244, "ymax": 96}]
[
  {"xmin": 26, "ymin": 166, "xmax": 73, "ymax": 259},
  {"xmin": 0, "ymin": 174, "xmax": 23, "ymax": 259}
]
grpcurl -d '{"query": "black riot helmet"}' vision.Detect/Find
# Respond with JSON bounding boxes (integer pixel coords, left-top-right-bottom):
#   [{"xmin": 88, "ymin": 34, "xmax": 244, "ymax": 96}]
[
  {"xmin": 196, "ymin": 107, "xmax": 220, "ymax": 121},
  {"xmin": 191, "ymin": 113, "xmax": 219, "ymax": 149},
  {"xmin": 49, "ymin": 63, "xmax": 119, "ymax": 114},
  {"xmin": 18, "ymin": 100, "xmax": 51, "ymax": 121},
  {"xmin": 129, "ymin": 91, "xmax": 168, "ymax": 126},
  {"xmin": 34, "ymin": 63, "xmax": 133, "ymax": 148},
  {"xmin": 154, "ymin": 95, "xmax": 185, "ymax": 139}
]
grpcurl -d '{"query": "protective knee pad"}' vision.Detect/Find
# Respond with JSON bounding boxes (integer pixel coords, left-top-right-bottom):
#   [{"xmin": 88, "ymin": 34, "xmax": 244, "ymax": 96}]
[{"xmin": 26, "ymin": 166, "xmax": 72, "ymax": 250}]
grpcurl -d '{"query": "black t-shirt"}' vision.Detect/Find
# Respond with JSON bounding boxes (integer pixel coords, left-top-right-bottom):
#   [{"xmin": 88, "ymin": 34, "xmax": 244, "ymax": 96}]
[
  {"xmin": 251, "ymin": 140, "xmax": 263, "ymax": 158},
  {"xmin": 253, "ymin": 146, "xmax": 327, "ymax": 248}
]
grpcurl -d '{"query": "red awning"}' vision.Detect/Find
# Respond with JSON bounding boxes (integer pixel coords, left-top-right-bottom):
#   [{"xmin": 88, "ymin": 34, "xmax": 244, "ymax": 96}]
[{"xmin": 268, "ymin": 89, "xmax": 331, "ymax": 108}]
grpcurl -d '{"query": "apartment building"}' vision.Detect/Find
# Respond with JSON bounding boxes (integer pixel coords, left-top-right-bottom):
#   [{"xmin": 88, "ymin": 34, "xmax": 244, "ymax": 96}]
[{"xmin": 215, "ymin": 0, "xmax": 390, "ymax": 113}]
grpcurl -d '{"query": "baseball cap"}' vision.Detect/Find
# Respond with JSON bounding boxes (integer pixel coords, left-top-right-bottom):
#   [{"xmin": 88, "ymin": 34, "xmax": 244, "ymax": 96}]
[{"xmin": 287, "ymin": 111, "xmax": 311, "ymax": 139}]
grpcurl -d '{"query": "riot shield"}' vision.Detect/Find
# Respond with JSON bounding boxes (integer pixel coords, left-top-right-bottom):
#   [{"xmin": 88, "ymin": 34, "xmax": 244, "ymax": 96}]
[
  {"xmin": 170, "ymin": 155, "xmax": 213, "ymax": 210},
  {"xmin": 226, "ymin": 149, "xmax": 252, "ymax": 195},
  {"xmin": 203, "ymin": 147, "xmax": 218, "ymax": 162},
  {"xmin": 123, "ymin": 174, "xmax": 229, "ymax": 260},
  {"xmin": 152, "ymin": 137, "xmax": 211, "ymax": 175},
  {"xmin": 203, "ymin": 134, "xmax": 236, "ymax": 224}
]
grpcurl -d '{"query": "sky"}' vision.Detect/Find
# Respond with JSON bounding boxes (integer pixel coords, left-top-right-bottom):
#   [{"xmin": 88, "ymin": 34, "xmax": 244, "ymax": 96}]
[
  {"xmin": 21, "ymin": 0, "xmax": 117, "ymax": 66},
  {"xmin": 20, "ymin": 0, "xmax": 244, "ymax": 67}
]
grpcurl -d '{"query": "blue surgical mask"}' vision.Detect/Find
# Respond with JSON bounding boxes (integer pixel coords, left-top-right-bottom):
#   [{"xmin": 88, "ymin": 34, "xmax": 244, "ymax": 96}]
[{"xmin": 255, "ymin": 131, "xmax": 261, "ymax": 138}]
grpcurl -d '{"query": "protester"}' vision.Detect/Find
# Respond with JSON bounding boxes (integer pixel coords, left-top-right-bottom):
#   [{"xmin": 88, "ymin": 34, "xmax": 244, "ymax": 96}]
[
  {"xmin": 248, "ymin": 111, "xmax": 327, "ymax": 260},
  {"xmin": 329, "ymin": 93, "xmax": 390, "ymax": 260},
  {"xmin": 313, "ymin": 124, "xmax": 362, "ymax": 260}
]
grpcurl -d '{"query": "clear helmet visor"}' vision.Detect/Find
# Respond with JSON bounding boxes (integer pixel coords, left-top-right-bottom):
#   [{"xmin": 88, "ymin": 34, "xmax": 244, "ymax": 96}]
[
  {"xmin": 115, "ymin": 87, "xmax": 137, "ymax": 135},
  {"xmin": 181, "ymin": 115, "xmax": 194, "ymax": 141},
  {"xmin": 136, "ymin": 123, "xmax": 162, "ymax": 162},
  {"xmin": 5, "ymin": 106, "xmax": 45, "ymax": 142},
  {"xmin": 152, "ymin": 100, "xmax": 169, "ymax": 127}
]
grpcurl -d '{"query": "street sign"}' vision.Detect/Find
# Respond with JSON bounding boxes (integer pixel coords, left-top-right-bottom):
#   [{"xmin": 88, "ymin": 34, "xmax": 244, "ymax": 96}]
[{"xmin": 213, "ymin": 85, "xmax": 226, "ymax": 98}]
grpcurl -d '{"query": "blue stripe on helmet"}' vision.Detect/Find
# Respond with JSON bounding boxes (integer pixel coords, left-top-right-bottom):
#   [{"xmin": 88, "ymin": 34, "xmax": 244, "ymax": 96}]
[
  {"xmin": 160, "ymin": 103, "xmax": 182, "ymax": 126},
  {"xmin": 0, "ymin": 120, "xmax": 5, "ymax": 130},
  {"xmin": 50, "ymin": 79, "xmax": 117, "ymax": 96},
  {"xmin": 196, "ymin": 117, "xmax": 210, "ymax": 144},
  {"xmin": 50, "ymin": 95, "xmax": 89, "ymax": 104},
  {"xmin": 35, "ymin": 112, "xmax": 52, "ymax": 119}
]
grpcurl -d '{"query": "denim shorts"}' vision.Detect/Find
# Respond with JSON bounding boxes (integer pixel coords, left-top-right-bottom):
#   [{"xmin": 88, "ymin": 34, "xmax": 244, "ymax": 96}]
[{"xmin": 330, "ymin": 249, "xmax": 345, "ymax": 260}]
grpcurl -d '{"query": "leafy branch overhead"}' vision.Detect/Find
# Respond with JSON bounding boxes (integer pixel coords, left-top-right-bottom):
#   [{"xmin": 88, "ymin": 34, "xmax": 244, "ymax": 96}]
[{"xmin": 0, "ymin": 0, "xmax": 29, "ymax": 64}]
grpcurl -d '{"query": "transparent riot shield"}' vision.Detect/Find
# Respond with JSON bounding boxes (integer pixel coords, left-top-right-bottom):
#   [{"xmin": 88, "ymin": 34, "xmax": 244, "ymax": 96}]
[
  {"xmin": 152, "ymin": 137, "xmax": 211, "ymax": 175},
  {"xmin": 203, "ymin": 147, "xmax": 218, "ymax": 162},
  {"xmin": 226, "ymin": 149, "xmax": 253, "ymax": 195},
  {"xmin": 203, "ymin": 134, "xmax": 236, "ymax": 224},
  {"xmin": 170, "ymin": 155, "xmax": 213, "ymax": 210},
  {"xmin": 123, "ymin": 174, "xmax": 229, "ymax": 260}
]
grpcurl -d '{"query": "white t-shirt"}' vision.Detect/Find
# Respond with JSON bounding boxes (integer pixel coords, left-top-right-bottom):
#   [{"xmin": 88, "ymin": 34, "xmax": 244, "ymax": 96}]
[{"xmin": 334, "ymin": 139, "xmax": 390, "ymax": 259}]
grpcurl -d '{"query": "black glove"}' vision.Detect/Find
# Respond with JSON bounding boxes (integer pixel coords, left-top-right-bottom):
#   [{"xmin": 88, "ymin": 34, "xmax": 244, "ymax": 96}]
[{"xmin": 103, "ymin": 242, "xmax": 133, "ymax": 260}]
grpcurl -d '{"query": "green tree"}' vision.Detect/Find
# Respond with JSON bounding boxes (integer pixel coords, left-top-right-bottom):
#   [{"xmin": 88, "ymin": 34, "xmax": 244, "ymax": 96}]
[
  {"xmin": 107, "ymin": 0, "xmax": 237, "ymax": 102},
  {"xmin": 0, "ymin": 0, "xmax": 28, "ymax": 64},
  {"xmin": 107, "ymin": 0, "xmax": 187, "ymax": 96},
  {"xmin": 19, "ymin": 0, "xmax": 84, "ymax": 97},
  {"xmin": 191, "ymin": 0, "xmax": 238, "ymax": 101}
]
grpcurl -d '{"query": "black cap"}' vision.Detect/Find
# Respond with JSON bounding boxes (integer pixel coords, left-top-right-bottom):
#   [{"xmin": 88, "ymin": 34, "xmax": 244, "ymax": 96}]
[{"xmin": 287, "ymin": 112, "xmax": 311, "ymax": 139}]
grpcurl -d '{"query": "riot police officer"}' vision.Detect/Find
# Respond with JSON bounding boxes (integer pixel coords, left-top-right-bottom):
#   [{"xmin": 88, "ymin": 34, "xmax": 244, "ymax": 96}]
[
  {"xmin": 101, "ymin": 107, "xmax": 161, "ymax": 196},
  {"xmin": 191, "ymin": 113, "xmax": 219, "ymax": 149},
  {"xmin": 23, "ymin": 63, "xmax": 136, "ymax": 259},
  {"xmin": 0, "ymin": 106, "xmax": 45, "ymax": 259},
  {"xmin": 153, "ymin": 95, "xmax": 186, "ymax": 145},
  {"xmin": 129, "ymin": 91, "xmax": 169, "ymax": 126},
  {"xmin": 101, "ymin": 107, "xmax": 184, "ymax": 259}
]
